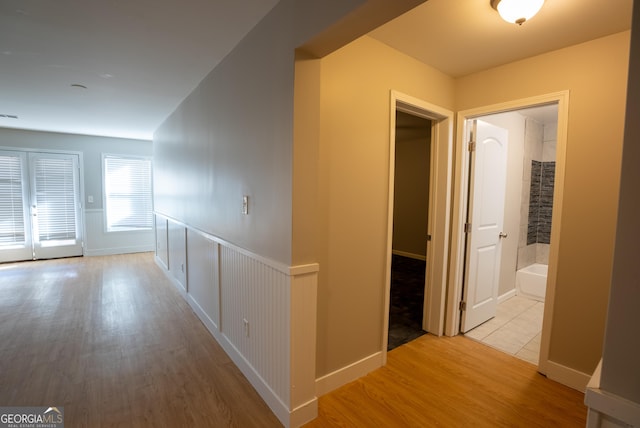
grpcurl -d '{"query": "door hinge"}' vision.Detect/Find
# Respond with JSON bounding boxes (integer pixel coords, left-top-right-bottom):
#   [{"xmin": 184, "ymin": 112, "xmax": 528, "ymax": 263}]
[
  {"xmin": 459, "ymin": 301, "xmax": 467, "ymax": 311},
  {"xmin": 468, "ymin": 140, "xmax": 476, "ymax": 152},
  {"xmin": 464, "ymin": 222, "xmax": 472, "ymax": 234}
]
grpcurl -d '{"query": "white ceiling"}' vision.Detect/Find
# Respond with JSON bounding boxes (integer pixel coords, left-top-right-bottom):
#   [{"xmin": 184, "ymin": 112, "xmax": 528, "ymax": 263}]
[
  {"xmin": 370, "ymin": 0, "xmax": 633, "ymax": 77},
  {"xmin": 0, "ymin": 0, "xmax": 634, "ymax": 140},
  {"xmin": 0, "ymin": 0, "xmax": 279, "ymax": 140}
]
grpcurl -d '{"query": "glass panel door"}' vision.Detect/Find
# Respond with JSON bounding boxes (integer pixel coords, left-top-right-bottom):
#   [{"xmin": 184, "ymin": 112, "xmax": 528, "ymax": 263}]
[
  {"xmin": 29, "ymin": 153, "xmax": 83, "ymax": 260},
  {"xmin": 0, "ymin": 150, "xmax": 32, "ymax": 262}
]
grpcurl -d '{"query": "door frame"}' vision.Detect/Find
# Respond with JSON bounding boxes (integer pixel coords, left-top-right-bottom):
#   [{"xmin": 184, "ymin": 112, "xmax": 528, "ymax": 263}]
[
  {"xmin": 382, "ymin": 90, "xmax": 454, "ymax": 362},
  {"xmin": 446, "ymin": 90, "xmax": 570, "ymax": 375},
  {"xmin": 0, "ymin": 146, "xmax": 86, "ymax": 262}
]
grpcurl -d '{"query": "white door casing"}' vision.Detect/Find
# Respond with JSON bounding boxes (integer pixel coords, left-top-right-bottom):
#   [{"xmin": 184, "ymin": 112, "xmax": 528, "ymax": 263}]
[{"xmin": 460, "ymin": 120, "xmax": 508, "ymax": 333}]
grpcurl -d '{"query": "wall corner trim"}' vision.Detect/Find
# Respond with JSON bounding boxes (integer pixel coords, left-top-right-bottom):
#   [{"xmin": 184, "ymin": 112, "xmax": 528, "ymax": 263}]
[
  {"xmin": 585, "ymin": 360, "xmax": 640, "ymax": 427},
  {"xmin": 289, "ymin": 263, "xmax": 320, "ymax": 276},
  {"xmin": 545, "ymin": 359, "xmax": 591, "ymax": 392},
  {"xmin": 315, "ymin": 351, "xmax": 383, "ymax": 397}
]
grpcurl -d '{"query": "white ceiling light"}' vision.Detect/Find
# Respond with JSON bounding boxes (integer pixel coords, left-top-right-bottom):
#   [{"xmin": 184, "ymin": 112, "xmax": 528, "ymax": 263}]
[{"xmin": 491, "ymin": 0, "xmax": 545, "ymax": 25}]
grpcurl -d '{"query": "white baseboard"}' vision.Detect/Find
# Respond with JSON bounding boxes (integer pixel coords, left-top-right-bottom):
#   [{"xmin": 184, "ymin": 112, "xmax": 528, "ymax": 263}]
[
  {"xmin": 154, "ymin": 254, "xmax": 313, "ymax": 428},
  {"xmin": 186, "ymin": 293, "xmax": 219, "ymax": 333},
  {"xmin": 586, "ymin": 361, "xmax": 640, "ymax": 428},
  {"xmin": 546, "ymin": 359, "xmax": 591, "ymax": 392},
  {"xmin": 85, "ymin": 245, "xmax": 154, "ymax": 257},
  {"xmin": 498, "ymin": 288, "xmax": 517, "ymax": 303},
  {"xmin": 315, "ymin": 352, "xmax": 383, "ymax": 397},
  {"xmin": 212, "ymin": 328, "xmax": 299, "ymax": 427},
  {"xmin": 392, "ymin": 250, "xmax": 427, "ymax": 261}
]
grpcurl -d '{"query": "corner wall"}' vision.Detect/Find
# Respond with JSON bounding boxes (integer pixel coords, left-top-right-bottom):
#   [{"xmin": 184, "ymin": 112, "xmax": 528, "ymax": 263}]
[{"xmin": 315, "ymin": 35, "xmax": 455, "ymax": 377}]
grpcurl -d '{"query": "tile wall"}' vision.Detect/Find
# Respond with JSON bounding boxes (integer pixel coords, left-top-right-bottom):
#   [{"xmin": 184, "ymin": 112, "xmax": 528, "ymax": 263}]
[{"xmin": 517, "ymin": 119, "xmax": 557, "ymax": 269}]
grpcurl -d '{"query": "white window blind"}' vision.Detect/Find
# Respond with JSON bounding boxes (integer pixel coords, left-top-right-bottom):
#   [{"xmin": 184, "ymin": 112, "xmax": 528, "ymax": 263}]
[
  {"xmin": 104, "ymin": 156, "xmax": 153, "ymax": 232},
  {"xmin": 0, "ymin": 154, "xmax": 26, "ymax": 246},
  {"xmin": 33, "ymin": 157, "xmax": 78, "ymax": 242}
]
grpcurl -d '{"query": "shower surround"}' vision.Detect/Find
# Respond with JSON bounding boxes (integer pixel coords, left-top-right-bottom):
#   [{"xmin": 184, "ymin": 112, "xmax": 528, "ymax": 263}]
[{"xmin": 518, "ymin": 118, "xmax": 557, "ymax": 270}]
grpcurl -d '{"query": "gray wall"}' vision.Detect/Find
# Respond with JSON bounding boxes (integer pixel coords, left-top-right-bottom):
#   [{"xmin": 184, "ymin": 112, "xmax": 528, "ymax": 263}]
[
  {"xmin": 153, "ymin": 1, "xmax": 296, "ymax": 264},
  {"xmin": 0, "ymin": 128, "xmax": 152, "ymax": 208},
  {"xmin": 600, "ymin": 0, "xmax": 640, "ymax": 404},
  {"xmin": 0, "ymin": 127, "xmax": 154, "ymax": 255},
  {"xmin": 153, "ymin": 0, "xmax": 369, "ymax": 265}
]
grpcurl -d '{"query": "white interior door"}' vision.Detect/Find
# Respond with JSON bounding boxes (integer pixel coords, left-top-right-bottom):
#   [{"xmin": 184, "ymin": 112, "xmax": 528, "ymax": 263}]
[
  {"xmin": 461, "ymin": 120, "xmax": 508, "ymax": 333},
  {"xmin": 0, "ymin": 151, "xmax": 83, "ymax": 263}
]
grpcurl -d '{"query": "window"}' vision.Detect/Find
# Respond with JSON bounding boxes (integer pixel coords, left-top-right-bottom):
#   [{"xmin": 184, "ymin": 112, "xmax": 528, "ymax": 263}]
[{"xmin": 103, "ymin": 155, "xmax": 153, "ymax": 232}]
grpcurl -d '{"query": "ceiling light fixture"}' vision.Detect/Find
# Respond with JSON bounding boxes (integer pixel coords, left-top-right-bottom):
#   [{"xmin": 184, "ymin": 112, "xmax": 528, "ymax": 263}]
[{"xmin": 491, "ymin": 0, "xmax": 545, "ymax": 25}]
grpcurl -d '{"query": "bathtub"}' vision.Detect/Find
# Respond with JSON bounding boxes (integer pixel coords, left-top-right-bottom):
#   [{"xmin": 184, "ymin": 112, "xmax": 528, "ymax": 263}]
[{"xmin": 516, "ymin": 263, "xmax": 547, "ymax": 302}]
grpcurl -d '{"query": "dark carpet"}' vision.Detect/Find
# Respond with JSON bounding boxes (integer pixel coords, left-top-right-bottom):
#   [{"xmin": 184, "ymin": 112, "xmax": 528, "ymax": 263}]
[{"xmin": 388, "ymin": 254, "xmax": 427, "ymax": 351}]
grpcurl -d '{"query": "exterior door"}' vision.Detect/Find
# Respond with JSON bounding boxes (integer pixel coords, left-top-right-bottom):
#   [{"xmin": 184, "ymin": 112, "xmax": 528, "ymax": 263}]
[
  {"xmin": 461, "ymin": 120, "xmax": 508, "ymax": 333},
  {"xmin": 0, "ymin": 150, "xmax": 32, "ymax": 262},
  {"xmin": 0, "ymin": 151, "xmax": 83, "ymax": 262}
]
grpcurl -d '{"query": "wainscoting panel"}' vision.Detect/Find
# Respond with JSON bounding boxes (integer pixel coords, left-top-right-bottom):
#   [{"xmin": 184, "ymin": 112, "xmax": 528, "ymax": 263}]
[
  {"xmin": 155, "ymin": 215, "xmax": 169, "ymax": 268},
  {"xmin": 155, "ymin": 216, "xmax": 319, "ymax": 427},
  {"xmin": 84, "ymin": 209, "xmax": 155, "ymax": 256},
  {"xmin": 186, "ymin": 229, "xmax": 219, "ymax": 330},
  {"xmin": 220, "ymin": 245, "xmax": 291, "ymax": 407},
  {"xmin": 167, "ymin": 221, "xmax": 187, "ymax": 292}
]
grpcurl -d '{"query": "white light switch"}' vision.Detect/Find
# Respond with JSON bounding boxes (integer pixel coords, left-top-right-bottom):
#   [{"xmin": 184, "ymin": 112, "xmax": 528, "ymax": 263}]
[
  {"xmin": 88, "ymin": 195, "xmax": 94, "ymax": 203},
  {"xmin": 242, "ymin": 195, "xmax": 249, "ymax": 215}
]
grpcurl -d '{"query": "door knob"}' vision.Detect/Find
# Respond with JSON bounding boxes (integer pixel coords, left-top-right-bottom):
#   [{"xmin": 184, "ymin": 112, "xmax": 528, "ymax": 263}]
[{"xmin": 499, "ymin": 232, "xmax": 508, "ymax": 239}]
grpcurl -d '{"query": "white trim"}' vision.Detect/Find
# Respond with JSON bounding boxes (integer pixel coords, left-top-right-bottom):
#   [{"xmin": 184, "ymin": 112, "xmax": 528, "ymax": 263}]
[
  {"xmin": 447, "ymin": 92, "xmax": 570, "ymax": 383},
  {"xmin": 154, "ymin": 235, "xmax": 319, "ymax": 428},
  {"xmin": 392, "ymin": 249, "xmax": 426, "ymax": 261},
  {"xmin": 586, "ymin": 361, "xmax": 640, "ymax": 428},
  {"xmin": 315, "ymin": 351, "xmax": 383, "ymax": 397},
  {"xmin": 545, "ymin": 359, "xmax": 590, "ymax": 392},
  {"xmin": 85, "ymin": 245, "xmax": 154, "ymax": 257},
  {"xmin": 156, "ymin": 256, "xmax": 188, "ymax": 299},
  {"xmin": 498, "ymin": 288, "xmax": 517, "ymax": 303},
  {"xmin": 154, "ymin": 212, "xmax": 293, "ymax": 275},
  {"xmin": 187, "ymin": 293, "xmax": 219, "ymax": 332},
  {"xmin": 383, "ymin": 91, "xmax": 454, "ymax": 366},
  {"xmin": 214, "ymin": 328, "xmax": 293, "ymax": 426}
]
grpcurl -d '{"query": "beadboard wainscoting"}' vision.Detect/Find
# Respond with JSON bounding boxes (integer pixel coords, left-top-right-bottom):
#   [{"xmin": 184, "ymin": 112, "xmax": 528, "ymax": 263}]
[
  {"xmin": 84, "ymin": 209, "xmax": 155, "ymax": 256},
  {"xmin": 154, "ymin": 214, "xmax": 319, "ymax": 428}
]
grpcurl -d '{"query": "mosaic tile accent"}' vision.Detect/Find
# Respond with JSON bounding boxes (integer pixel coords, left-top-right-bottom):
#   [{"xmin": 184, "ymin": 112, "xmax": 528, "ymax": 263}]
[{"xmin": 527, "ymin": 161, "xmax": 555, "ymax": 245}]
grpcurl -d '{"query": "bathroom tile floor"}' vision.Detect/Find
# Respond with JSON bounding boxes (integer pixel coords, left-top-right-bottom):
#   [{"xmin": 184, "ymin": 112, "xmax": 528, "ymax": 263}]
[{"xmin": 464, "ymin": 295, "xmax": 544, "ymax": 365}]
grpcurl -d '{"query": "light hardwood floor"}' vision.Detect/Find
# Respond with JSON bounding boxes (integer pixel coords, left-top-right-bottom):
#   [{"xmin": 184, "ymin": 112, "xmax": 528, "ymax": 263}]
[
  {"xmin": 306, "ymin": 334, "xmax": 587, "ymax": 427},
  {"xmin": 0, "ymin": 254, "xmax": 587, "ymax": 427},
  {"xmin": 0, "ymin": 253, "xmax": 281, "ymax": 427}
]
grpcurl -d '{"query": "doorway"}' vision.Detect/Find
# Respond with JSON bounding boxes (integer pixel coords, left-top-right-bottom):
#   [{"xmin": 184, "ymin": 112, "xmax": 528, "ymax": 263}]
[
  {"xmin": 382, "ymin": 91, "xmax": 454, "ymax": 360},
  {"xmin": 447, "ymin": 91, "xmax": 569, "ymax": 375},
  {"xmin": 387, "ymin": 111, "xmax": 432, "ymax": 350},
  {"xmin": 0, "ymin": 150, "xmax": 84, "ymax": 263}
]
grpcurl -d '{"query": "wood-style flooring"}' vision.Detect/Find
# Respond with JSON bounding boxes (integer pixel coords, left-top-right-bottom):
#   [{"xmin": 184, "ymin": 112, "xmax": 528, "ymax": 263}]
[
  {"xmin": 0, "ymin": 253, "xmax": 281, "ymax": 427},
  {"xmin": 0, "ymin": 253, "xmax": 587, "ymax": 427},
  {"xmin": 306, "ymin": 334, "xmax": 587, "ymax": 427}
]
